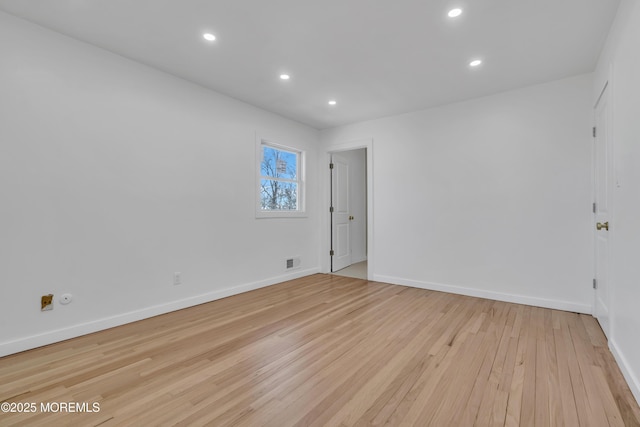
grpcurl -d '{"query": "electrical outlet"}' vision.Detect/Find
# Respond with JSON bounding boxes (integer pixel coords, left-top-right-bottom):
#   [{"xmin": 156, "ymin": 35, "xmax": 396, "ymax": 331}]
[
  {"xmin": 41, "ymin": 294, "xmax": 53, "ymax": 311},
  {"xmin": 174, "ymin": 272, "xmax": 181, "ymax": 286}
]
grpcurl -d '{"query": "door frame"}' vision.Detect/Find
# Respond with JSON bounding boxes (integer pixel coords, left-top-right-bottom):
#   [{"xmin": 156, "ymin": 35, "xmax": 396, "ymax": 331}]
[{"xmin": 322, "ymin": 139, "xmax": 374, "ymax": 279}]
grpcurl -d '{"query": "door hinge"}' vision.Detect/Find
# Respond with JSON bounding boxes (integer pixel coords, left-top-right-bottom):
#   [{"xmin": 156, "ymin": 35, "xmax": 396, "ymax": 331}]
[
  {"xmin": 329, "ymin": 163, "xmax": 334, "ymax": 169},
  {"xmin": 593, "ymin": 278, "xmax": 598, "ymax": 289},
  {"xmin": 330, "ymin": 206, "xmax": 334, "ymax": 213},
  {"xmin": 330, "ymin": 250, "xmax": 335, "ymax": 256},
  {"xmin": 593, "ymin": 127, "xmax": 597, "ymax": 138},
  {"xmin": 593, "ymin": 202, "xmax": 596, "ymax": 214}
]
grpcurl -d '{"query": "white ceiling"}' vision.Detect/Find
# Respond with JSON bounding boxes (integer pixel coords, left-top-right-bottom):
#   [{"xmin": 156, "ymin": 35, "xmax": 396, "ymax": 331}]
[{"xmin": 0, "ymin": 0, "xmax": 620, "ymax": 129}]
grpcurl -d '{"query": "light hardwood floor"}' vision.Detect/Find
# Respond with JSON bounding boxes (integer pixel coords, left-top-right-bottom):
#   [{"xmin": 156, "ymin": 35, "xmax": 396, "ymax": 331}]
[{"xmin": 1, "ymin": 274, "xmax": 639, "ymax": 426}]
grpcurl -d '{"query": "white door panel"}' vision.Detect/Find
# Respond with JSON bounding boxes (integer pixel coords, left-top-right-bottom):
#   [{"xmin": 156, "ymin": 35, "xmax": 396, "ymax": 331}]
[
  {"xmin": 594, "ymin": 83, "xmax": 611, "ymax": 339},
  {"xmin": 331, "ymin": 154, "xmax": 351, "ymax": 271},
  {"xmin": 336, "ymin": 224, "xmax": 350, "ymax": 257}
]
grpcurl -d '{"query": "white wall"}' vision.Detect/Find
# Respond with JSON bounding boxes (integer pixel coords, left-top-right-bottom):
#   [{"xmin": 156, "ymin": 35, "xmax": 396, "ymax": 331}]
[
  {"xmin": 338, "ymin": 149, "xmax": 367, "ymax": 263},
  {"xmin": 0, "ymin": 11, "xmax": 320, "ymax": 356},
  {"xmin": 593, "ymin": 0, "xmax": 640, "ymax": 404},
  {"xmin": 322, "ymin": 74, "xmax": 594, "ymax": 313}
]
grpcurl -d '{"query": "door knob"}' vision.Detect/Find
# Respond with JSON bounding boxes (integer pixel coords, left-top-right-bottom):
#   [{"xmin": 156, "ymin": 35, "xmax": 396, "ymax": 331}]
[
  {"xmin": 596, "ymin": 222, "xmax": 609, "ymax": 231},
  {"xmin": 349, "ymin": 215, "xmax": 354, "ymax": 220}
]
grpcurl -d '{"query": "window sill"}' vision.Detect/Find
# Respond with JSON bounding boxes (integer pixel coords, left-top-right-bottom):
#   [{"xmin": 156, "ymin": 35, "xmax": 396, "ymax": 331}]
[{"xmin": 255, "ymin": 210, "xmax": 308, "ymax": 219}]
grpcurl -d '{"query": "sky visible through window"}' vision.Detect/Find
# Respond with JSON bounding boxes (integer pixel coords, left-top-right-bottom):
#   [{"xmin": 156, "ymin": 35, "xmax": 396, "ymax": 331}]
[
  {"xmin": 260, "ymin": 145, "xmax": 299, "ymax": 210},
  {"xmin": 262, "ymin": 147, "xmax": 296, "ymax": 180}
]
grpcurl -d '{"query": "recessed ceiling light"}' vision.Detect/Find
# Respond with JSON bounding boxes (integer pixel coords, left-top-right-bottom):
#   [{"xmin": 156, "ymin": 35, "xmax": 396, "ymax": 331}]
[
  {"xmin": 469, "ymin": 59, "xmax": 483, "ymax": 67},
  {"xmin": 280, "ymin": 74, "xmax": 290, "ymax": 80},
  {"xmin": 448, "ymin": 8, "xmax": 463, "ymax": 18},
  {"xmin": 203, "ymin": 33, "xmax": 216, "ymax": 41},
  {"xmin": 328, "ymin": 100, "xmax": 337, "ymax": 106}
]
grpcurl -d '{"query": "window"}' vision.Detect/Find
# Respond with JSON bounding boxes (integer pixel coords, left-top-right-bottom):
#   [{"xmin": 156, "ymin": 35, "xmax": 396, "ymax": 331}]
[{"xmin": 256, "ymin": 139, "xmax": 305, "ymax": 217}]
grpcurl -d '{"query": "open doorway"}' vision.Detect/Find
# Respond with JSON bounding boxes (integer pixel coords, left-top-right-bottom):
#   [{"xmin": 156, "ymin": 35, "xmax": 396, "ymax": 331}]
[{"xmin": 330, "ymin": 148, "xmax": 368, "ymax": 280}]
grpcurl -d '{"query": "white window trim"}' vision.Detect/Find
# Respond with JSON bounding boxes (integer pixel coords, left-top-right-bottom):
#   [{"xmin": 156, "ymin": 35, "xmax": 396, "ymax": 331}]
[{"xmin": 255, "ymin": 136, "xmax": 306, "ymax": 218}]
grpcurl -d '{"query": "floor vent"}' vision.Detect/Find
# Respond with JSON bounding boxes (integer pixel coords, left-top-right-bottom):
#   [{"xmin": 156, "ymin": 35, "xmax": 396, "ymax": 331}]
[{"xmin": 286, "ymin": 257, "xmax": 301, "ymax": 270}]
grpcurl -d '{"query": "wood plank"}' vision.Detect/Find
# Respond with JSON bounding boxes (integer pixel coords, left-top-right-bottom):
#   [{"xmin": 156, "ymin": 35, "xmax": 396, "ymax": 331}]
[
  {"xmin": 505, "ymin": 305, "xmax": 531, "ymax": 427},
  {"xmin": 552, "ymin": 324, "xmax": 580, "ymax": 426}
]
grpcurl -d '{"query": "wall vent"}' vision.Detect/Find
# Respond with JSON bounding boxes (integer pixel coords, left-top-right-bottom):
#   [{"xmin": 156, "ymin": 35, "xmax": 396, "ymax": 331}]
[{"xmin": 286, "ymin": 257, "xmax": 301, "ymax": 270}]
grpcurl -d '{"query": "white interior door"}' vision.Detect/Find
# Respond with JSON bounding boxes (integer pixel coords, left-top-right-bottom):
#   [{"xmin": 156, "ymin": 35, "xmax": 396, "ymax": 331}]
[
  {"xmin": 331, "ymin": 154, "xmax": 352, "ymax": 272},
  {"xmin": 594, "ymin": 83, "xmax": 611, "ymax": 339}
]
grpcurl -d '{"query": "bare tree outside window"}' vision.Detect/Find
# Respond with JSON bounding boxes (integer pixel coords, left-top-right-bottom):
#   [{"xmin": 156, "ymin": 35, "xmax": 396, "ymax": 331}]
[{"xmin": 260, "ymin": 145, "xmax": 299, "ymax": 211}]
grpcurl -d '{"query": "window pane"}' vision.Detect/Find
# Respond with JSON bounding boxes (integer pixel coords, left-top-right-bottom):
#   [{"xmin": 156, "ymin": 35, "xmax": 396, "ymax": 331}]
[
  {"xmin": 260, "ymin": 179, "xmax": 298, "ymax": 210},
  {"xmin": 262, "ymin": 146, "xmax": 297, "ymax": 180}
]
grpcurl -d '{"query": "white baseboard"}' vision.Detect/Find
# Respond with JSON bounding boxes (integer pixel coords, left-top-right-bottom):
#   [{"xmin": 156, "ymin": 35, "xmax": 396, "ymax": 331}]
[
  {"xmin": 351, "ymin": 256, "xmax": 368, "ymax": 264},
  {"xmin": 0, "ymin": 267, "xmax": 319, "ymax": 358},
  {"xmin": 609, "ymin": 339, "xmax": 640, "ymax": 406},
  {"xmin": 373, "ymin": 274, "xmax": 592, "ymax": 314}
]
